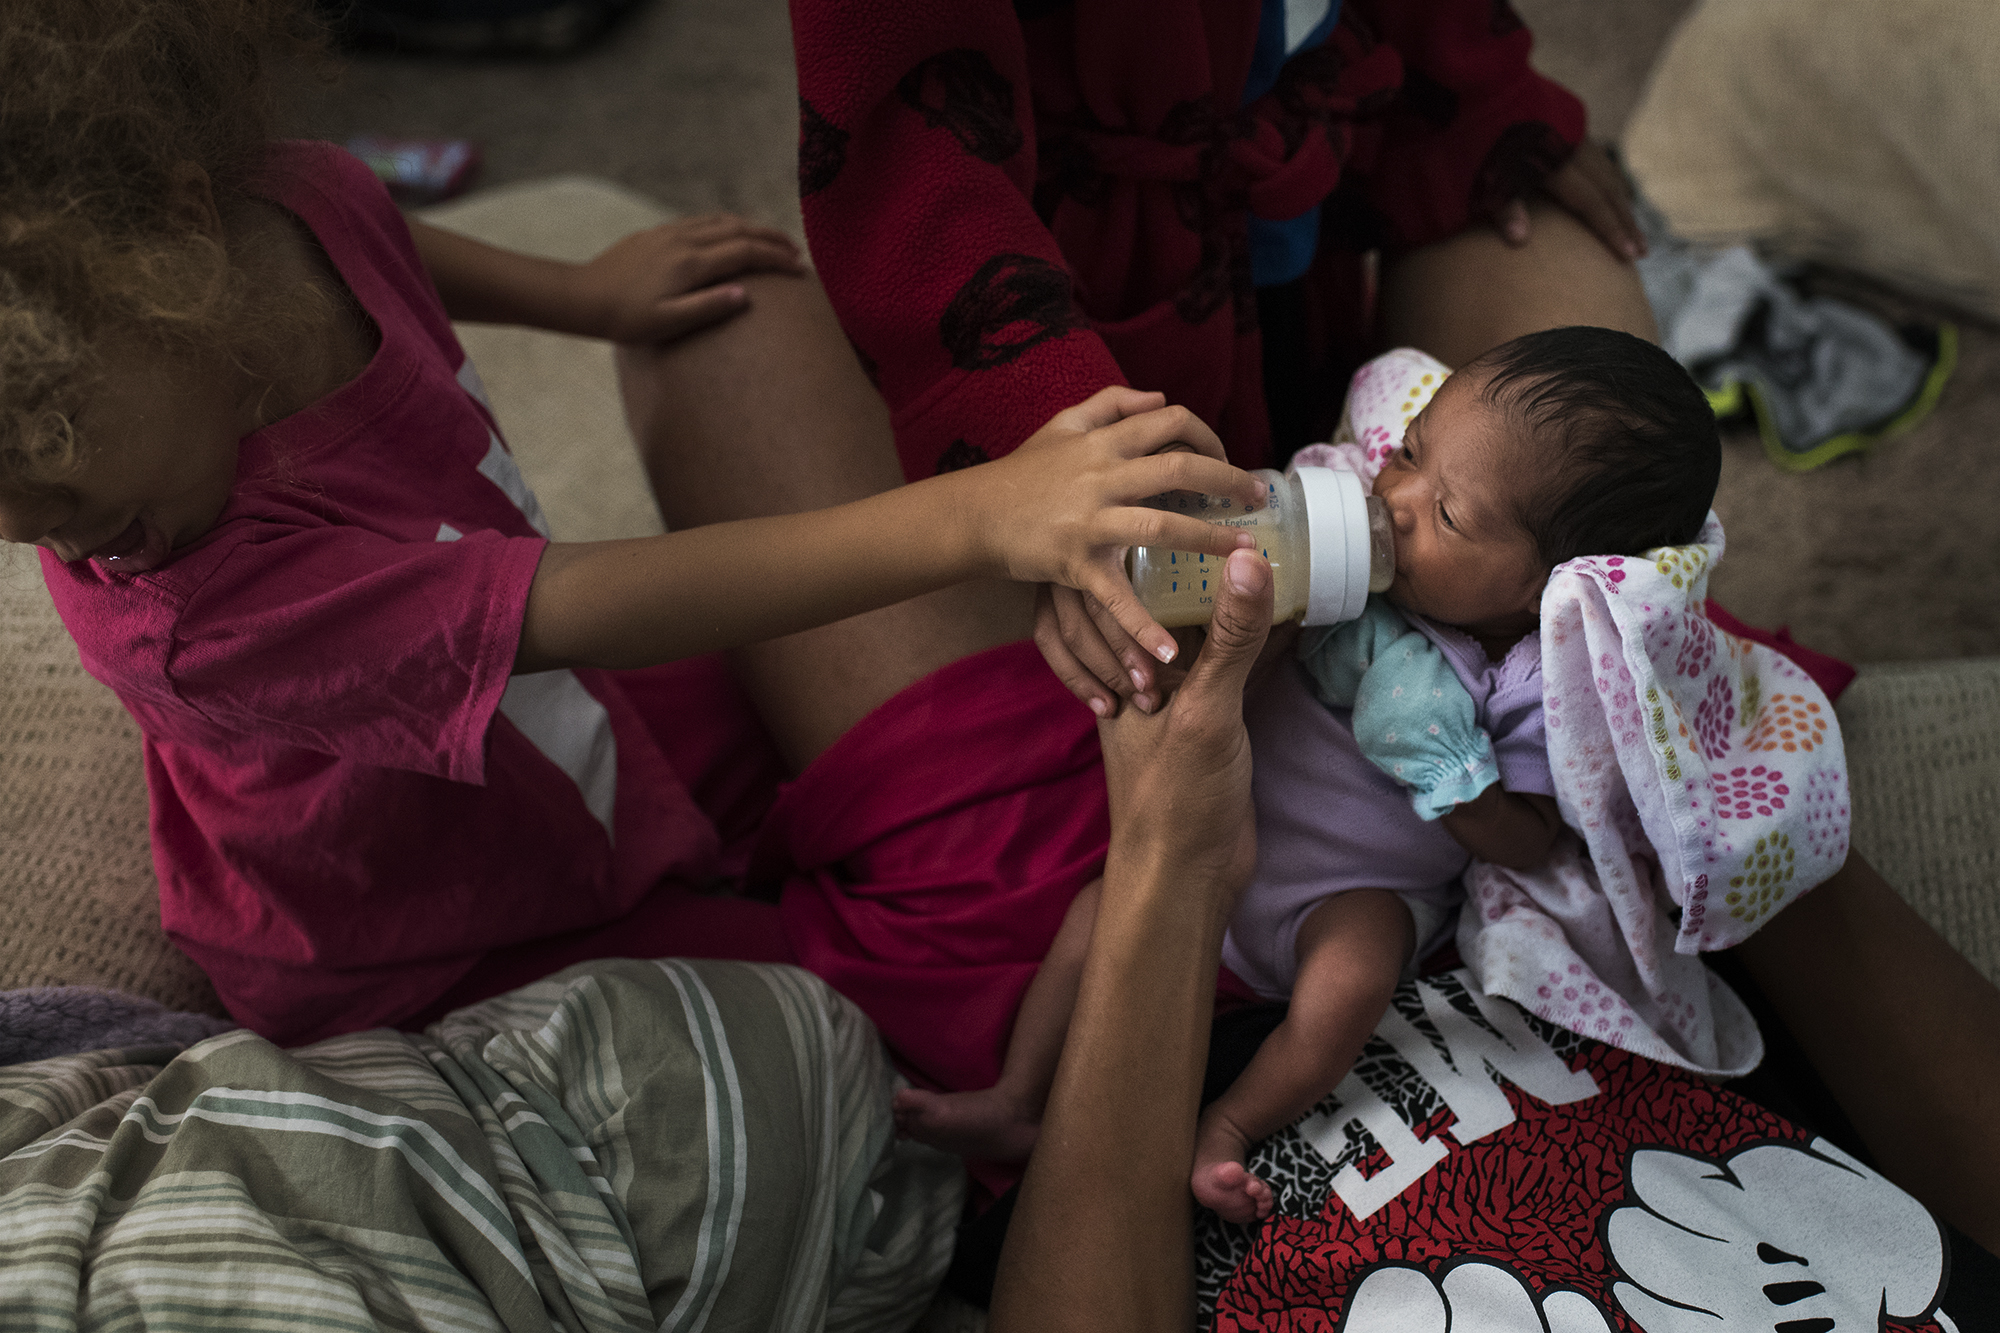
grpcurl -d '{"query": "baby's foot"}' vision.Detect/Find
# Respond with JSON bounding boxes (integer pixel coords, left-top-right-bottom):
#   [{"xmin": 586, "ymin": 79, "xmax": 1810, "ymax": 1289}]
[
  {"xmin": 892, "ymin": 1086, "xmax": 1041, "ymax": 1162},
  {"xmin": 1191, "ymin": 1159, "xmax": 1275, "ymax": 1224}
]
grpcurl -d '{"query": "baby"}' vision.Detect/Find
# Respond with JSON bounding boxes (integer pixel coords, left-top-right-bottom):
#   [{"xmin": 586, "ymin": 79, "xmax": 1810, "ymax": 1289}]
[{"xmin": 896, "ymin": 325, "xmax": 1722, "ymax": 1222}]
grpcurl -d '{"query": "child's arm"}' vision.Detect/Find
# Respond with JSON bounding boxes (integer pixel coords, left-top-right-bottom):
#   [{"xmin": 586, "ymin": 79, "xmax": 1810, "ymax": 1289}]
[
  {"xmin": 408, "ymin": 216, "xmax": 805, "ymax": 341},
  {"xmin": 516, "ymin": 388, "xmax": 1266, "ymax": 673},
  {"xmin": 1438, "ymin": 786, "xmax": 1562, "ymax": 872}
]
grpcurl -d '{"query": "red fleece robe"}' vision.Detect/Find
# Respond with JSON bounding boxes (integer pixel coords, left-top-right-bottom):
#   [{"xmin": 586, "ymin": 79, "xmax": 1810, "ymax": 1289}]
[{"xmin": 791, "ymin": 0, "xmax": 1588, "ymax": 480}]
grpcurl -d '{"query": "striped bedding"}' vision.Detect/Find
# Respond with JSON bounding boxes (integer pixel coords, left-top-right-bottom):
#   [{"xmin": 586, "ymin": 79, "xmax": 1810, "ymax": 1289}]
[{"xmin": 0, "ymin": 958, "xmax": 961, "ymax": 1331}]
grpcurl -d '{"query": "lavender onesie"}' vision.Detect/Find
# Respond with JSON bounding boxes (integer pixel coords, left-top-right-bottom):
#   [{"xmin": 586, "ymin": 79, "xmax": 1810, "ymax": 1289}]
[{"xmin": 1220, "ymin": 617, "xmax": 1553, "ymax": 1000}]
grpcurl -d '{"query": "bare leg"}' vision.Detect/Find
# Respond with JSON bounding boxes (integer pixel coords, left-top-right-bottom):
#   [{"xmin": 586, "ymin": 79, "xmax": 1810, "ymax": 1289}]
[
  {"xmin": 1192, "ymin": 889, "xmax": 1413, "ymax": 1223},
  {"xmin": 1735, "ymin": 852, "xmax": 2000, "ymax": 1252},
  {"xmin": 1379, "ymin": 201, "xmax": 1659, "ymax": 369},
  {"xmin": 614, "ymin": 271, "xmax": 1032, "ymax": 772},
  {"xmin": 893, "ymin": 878, "xmax": 1103, "ymax": 1161}
]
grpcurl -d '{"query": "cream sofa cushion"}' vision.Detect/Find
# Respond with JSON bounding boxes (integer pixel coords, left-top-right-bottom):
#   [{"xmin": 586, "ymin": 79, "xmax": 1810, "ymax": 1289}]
[
  {"xmin": 1624, "ymin": 0, "xmax": 2000, "ymax": 322},
  {"xmin": 0, "ymin": 557, "xmax": 223, "ymax": 1013}
]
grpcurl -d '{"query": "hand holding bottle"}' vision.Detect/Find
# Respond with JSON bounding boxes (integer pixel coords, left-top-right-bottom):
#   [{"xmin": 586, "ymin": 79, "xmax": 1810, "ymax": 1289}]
[
  {"xmin": 1037, "ymin": 460, "xmax": 1394, "ymax": 717},
  {"xmin": 966, "ymin": 388, "xmax": 1265, "ymax": 669}
]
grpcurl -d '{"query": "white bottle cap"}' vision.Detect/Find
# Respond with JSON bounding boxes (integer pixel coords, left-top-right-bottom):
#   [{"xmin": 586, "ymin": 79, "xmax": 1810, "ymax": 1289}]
[{"xmin": 1294, "ymin": 465, "xmax": 1372, "ymax": 626}]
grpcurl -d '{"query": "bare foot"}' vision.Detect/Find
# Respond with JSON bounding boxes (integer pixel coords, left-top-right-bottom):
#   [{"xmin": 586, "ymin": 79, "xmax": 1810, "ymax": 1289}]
[
  {"xmin": 1191, "ymin": 1159, "xmax": 1276, "ymax": 1224},
  {"xmin": 892, "ymin": 1085, "xmax": 1041, "ymax": 1162},
  {"xmin": 1191, "ymin": 1106, "xmax": 1275, "ymax": 1223}
]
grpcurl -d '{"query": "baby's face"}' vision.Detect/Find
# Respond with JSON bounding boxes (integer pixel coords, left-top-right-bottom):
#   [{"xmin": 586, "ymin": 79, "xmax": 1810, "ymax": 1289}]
[
  {"xmin": 1372, "ymin": 367, "xmax": 1547, "ymax": 638},
  {"xmin": 0, "ymin": 339, "xmax": 244, "ymax": 574}
]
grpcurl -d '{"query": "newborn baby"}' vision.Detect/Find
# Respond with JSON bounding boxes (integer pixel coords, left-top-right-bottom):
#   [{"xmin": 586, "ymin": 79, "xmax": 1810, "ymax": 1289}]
[{"xmin": 897, "ymin": 326, "xmax": 1722, "ymax": 1222}]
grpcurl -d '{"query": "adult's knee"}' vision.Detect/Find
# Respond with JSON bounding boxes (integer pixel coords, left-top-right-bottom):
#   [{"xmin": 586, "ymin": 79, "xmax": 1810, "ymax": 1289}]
[{"xmin": 1379, "ymin": 203, "xmax": 1657, "ymax": 368}]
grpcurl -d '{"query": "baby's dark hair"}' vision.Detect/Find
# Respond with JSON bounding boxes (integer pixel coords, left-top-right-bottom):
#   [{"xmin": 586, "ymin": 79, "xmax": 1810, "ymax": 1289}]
[{"xmin": 1467, "ymin": 326, "xmax": 1720, "ymax": 568}]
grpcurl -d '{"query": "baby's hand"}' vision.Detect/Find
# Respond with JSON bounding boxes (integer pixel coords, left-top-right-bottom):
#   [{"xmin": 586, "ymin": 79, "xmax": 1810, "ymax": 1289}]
[
  {"xmin": 1301, "ymin": 609, "xmax": 1501, "ymax": 819},
  {"xmin": 963, "ymin": 387, "xmax": 1263, "ymax": 696},
  {"xmin": 571, "ymin": 214, "xmax": 805, "ymax": 343}
]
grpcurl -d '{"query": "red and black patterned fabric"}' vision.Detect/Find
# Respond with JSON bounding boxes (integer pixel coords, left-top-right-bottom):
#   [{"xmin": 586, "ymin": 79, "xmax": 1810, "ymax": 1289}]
[
  {"xmin": 790, "ymin": 0, "xmax": 1587, "ymax": 479},
  {"xmin": 947, "ymin": 970, "xmax": 1998, "ymax": 1327},
  {"xmin": 1192, "ymin": 972, "xmax": 1991, "ymax": 1329}
]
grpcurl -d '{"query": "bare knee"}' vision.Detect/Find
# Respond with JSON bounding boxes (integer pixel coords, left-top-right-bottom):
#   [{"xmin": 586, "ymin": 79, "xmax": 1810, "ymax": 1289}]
[
  {"xmin": 614, "ymin": 271, "xmax": 899, "ymax": 529},
  {"xmin": 1379, "ymin": 203, "xmax": 1658, "ymax": 368}
]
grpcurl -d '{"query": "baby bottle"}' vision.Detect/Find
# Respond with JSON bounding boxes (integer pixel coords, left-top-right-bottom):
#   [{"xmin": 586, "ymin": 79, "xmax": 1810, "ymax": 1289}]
[{"xmin": 1126, "ymin": 467, "xmax": 1395, "ymax": 628}]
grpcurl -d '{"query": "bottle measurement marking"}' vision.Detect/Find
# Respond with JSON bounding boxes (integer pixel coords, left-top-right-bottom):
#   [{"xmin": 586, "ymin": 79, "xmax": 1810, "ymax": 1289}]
[{"xmin": 1128, "ymin": 468, "xmax": 1391, "ymax": 629}]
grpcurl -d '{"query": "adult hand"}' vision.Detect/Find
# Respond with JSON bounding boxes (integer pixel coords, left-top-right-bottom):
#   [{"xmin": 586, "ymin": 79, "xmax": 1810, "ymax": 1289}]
[
  {"xmin": 977, "ymin": 387, "xmax": 1263, "ymax": 672},
  {"xmin": 1491, "ymin": 141, "xmax": 1647, "ymax": 262},
  {"xmin": 1094, "ymin": 546, "xmax": 1273, "ymax": 930},
  {"xmin": 573, "ymin": 214, "xmax": 807, "ymax": 343},
  {"xmin": 992, "ymin": 546, "xmax": 1274, "ymax": 1333}
]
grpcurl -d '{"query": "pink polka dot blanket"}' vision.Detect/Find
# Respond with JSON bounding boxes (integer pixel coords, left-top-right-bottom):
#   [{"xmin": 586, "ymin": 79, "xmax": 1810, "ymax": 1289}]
[{"xmin": 1301, "ymin": 348, "xmax": 1851, "ymax": 1077}]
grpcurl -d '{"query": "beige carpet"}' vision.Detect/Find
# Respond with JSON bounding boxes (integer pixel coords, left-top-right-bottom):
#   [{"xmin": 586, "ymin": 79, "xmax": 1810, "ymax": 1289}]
[{"xmin": 1838, "ymin": 658, "xmax": 2000, "ymax": 983}]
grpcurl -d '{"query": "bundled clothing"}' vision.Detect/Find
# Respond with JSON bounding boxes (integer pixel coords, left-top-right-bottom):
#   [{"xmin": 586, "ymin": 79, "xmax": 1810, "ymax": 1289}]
[
  {"xmin": 1635, "ymin": 194, "xmax": 1956, "ymax": 472},
  {"xmin": 790, "ymin": 0, "xmax": 1588, "ymax": 479}
]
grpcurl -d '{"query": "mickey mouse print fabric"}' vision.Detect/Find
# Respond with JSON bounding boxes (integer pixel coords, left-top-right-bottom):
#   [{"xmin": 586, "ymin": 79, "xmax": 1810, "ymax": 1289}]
[{"xmin": 1193, "ymin": 970, "xmax": 1995, "ymax": 1331}]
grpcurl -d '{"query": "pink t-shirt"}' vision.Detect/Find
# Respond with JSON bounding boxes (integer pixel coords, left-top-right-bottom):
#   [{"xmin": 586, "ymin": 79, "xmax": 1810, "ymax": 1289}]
[{"xmin": 42, "ymin": 141, "xmax": 721, "ymax": 1043}]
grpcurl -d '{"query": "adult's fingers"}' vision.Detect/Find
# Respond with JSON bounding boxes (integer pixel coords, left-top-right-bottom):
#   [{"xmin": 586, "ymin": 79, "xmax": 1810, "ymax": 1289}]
[
  {"xmin": 1548, "ymin": 148, "xmax": 1646, "ymax": 259},
  {"xmin": 1033, "ymin": 585, "xmax": 1122, "ymax": 717},
  {"xmin": 1494, "ymin": 197, "xmax": 1532, "ymax": 247},
  {"xmin": 1177, "ymin": 548, "xmax": 1273, "ymax": 708},
  {"xmin": 1575, "ymin": 140, "xmax": 1635, "ymax": 203},
  {"xmin": 1557, "ymin": 174, "xmax": 1643, "ymax": 260}
]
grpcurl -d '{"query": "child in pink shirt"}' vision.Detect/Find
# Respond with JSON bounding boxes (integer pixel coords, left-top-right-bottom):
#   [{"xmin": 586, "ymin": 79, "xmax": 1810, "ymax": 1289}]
[{"xmin": 0, "ymin": 0, "xmax": 1261, "ymax": 1046}]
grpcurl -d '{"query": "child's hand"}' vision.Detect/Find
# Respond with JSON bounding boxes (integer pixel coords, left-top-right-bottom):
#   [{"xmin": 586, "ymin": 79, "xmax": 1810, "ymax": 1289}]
[
  {"xmin": 972, "ymin": 387, "xmax": 1263, "ymax": 710},
  {"xmin": 573, "ymin": 215, "xmax": 806, "ymax": 343}
]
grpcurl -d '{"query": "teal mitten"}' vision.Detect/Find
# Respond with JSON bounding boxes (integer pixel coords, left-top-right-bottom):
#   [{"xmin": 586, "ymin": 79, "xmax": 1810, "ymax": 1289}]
[
  {"xmin": 1298, "ymin": 598, "xmax": 1500, "ymax": 820},
  {"xmin": 1297, "ymin": 598, "xmax": 1412, "ymax": 707}
]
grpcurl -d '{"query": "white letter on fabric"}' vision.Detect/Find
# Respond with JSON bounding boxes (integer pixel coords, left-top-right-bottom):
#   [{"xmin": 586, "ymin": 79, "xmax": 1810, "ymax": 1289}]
[
  {"xmin": 1371, "ymin": 974, "xmax": 1601, "ymax": 1145},
  {"xmin": 1305, "ymin": 973, "xmax": 1600, "ymax": 1220},
  {"xmin": 1305, "ymin": 1071, "xmax": 1449, "ymax": 1221}
]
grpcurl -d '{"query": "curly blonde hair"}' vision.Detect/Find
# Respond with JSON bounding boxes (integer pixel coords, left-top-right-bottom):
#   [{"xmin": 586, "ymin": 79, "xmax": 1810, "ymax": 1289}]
[{"xmin": 0, "ymin": 0, "xmax": 324, "ymax": 483}]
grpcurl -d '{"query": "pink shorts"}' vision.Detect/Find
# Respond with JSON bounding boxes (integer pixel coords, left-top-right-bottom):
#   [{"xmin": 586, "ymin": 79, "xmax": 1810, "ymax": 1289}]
[
  {"xmin": 422, "ymin": 642, "xmax": 1111, "ymax": 1140},
  {"xmin": 770, "ymin": 641, "xmax": 1109, "ymax": 1095}
]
